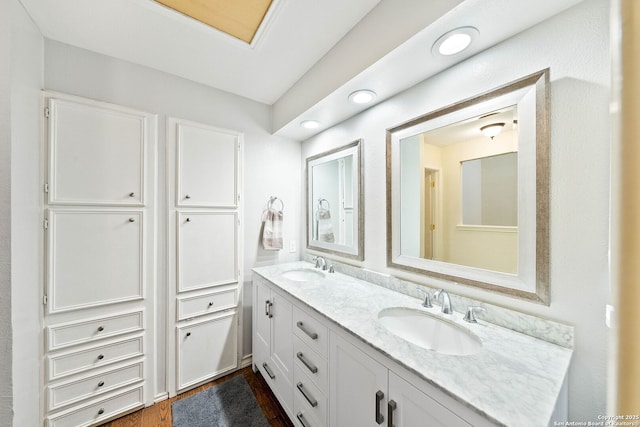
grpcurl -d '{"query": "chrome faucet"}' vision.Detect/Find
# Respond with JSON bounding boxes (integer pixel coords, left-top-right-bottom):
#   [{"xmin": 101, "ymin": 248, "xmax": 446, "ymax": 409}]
[
  {"xmin": 314, "ymin": 256, "xmax": 328, "ymax": 270},
  {"xmin": 433, "ymin": 289, "xmax": 452, "ymax": 314}
]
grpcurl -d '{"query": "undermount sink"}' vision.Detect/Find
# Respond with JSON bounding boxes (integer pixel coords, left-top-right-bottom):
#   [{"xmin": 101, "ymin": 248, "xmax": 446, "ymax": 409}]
[
  {"xmin": 280, "ymin": 268, "xmax": 325, "ymax": 282},
  {"xmin": 378, "ymin": 307, "xmax": 482, "ymax": 356}
]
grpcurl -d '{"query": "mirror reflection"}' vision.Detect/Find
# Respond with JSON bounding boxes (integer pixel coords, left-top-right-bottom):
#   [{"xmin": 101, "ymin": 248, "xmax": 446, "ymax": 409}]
[
  {"xmin": 307, "ymin": 139, "xmax": 363, "ymax": 260},
  {"xmin": 387, "ymin": 69, "xmax": 550, "ymax": 304},
  {"xmin": 399, "ymin": 106, "xmax": 518, "ymax": 274}
]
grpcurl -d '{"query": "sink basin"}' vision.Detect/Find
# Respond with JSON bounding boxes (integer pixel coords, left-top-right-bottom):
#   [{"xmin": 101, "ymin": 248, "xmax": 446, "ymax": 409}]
[
  {"xmin": 377, "ymin": 307, "xmax": 482, "ymax": 356},
  {"xmin": 280, "ymin": 268, "xmax": 325, "ymax": 282}
]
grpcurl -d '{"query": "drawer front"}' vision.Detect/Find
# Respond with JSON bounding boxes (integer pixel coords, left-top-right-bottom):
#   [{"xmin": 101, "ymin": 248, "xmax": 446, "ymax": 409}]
[
  {"xmin": 47, "ymin": 385, "xmax": 143, "ymax": 427},
  {"xmin": 177, "ymin": 287, "xmax": 237, "ymax": 320},
  {"xmin": 48, "ymin": 362, "xmax": 143, "ymax": 411},
  {"xmin": 47, "ymin": 311, "xmax": 143, "ymax": 351},
  {"xmin": 48, "ymin": 336, "xmax": 143, "ymax": 381},
  {"xmin": 293, "ymin": 336, "xmax": 328, "ymax": 395},
  {"xmin": 293, "ymin": 306, "xmax": 328, "ymax": 359},
  {"xmin": 294, "ymin": 364, "xmax": 327, "ymax": 427},
  {"xmin": 294, "ymin": 395, "xmax": 324, "ymax": 427}
]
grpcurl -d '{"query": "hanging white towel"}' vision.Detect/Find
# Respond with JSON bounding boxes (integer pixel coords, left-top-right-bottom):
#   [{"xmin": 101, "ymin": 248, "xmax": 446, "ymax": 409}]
[
  {"xmin": 262, "ymin": 207, "xmax": 284, "ymax": 250},
  {"xmin": 317, "ymin": 207, "xmax": 335, "ymax": 243}
]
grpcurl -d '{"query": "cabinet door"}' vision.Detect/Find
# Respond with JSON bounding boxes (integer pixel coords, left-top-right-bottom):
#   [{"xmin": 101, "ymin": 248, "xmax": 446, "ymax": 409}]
[
  {"xmin": 176, "ymin": 312, "xmax": 238, "ymax": 390},
  {"xmin": 253, "ymin": 279, "xmax": 272, "ymax": 363},
  {"xmin": 388, "ymin": 372, "xmax": 471, "ymax": 427},
  {"xmin": 177, "ymin": 212, "xmax": 238, "ymax": 292},
  {"xmin": 271, "ymin": 288, "xmax": 293, "ymax": 383},
  {"xmin": 176, "ymin": 122, "xmax": 238, "ymax": 207},
  {"xmin": 47, "ymin": 210, "xmax": 143, "ymax": 313},
  {"xmin": 48, "ymin": 98, "xmax": 148, "ymax": 205},
  {"xmin": 329, "ymin": 332, "xmax": 388, "ymax": 427}
]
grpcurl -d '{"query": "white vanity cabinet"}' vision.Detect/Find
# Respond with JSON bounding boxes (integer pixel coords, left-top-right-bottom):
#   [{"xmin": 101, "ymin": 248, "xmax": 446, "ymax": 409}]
[
  {"xmin": 167, "ymin": 117, "xmax": 243, "ymax": 396},
  {"xmin": 252, "ymin": 276, "xmax": 294, "ymax": 417}
]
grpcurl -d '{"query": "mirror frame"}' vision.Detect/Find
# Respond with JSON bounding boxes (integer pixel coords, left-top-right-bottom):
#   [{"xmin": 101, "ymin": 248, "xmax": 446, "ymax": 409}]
[
  {"xmin": 306, "ymin": 139, "xmax": 364, "ymax": 261},
  {"xmin": 386, "ymin": 69, "xmax": 550, "ymax": 304}
]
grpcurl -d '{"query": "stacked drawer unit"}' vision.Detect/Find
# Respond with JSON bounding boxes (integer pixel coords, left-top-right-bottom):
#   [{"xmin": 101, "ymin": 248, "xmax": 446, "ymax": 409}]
[{"xmin": 292, "ymin": 306, "xmax": 329, "ymax": 427}]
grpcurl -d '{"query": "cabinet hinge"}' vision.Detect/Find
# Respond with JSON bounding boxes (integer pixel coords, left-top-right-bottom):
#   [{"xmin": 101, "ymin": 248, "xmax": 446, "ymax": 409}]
[
  {"xmin": 44, "ymin": 183, "xmax": 49, "ymax": 193},
  {"xmin": 430, "ymin": 224, "xmax": 436, "ymax": 231},
  {"xmin": 43, "ymin": 295, "xmax": 48, "ymax": 305},
  {"xmin": 44, "ymin": 107, "xmax": 50, "ymax": 118},
  {"xmin": 43, "ymin": 219, "xmax": 49, "ymax": 229},
  {"xmin": 431, "ymin": 181, "xmax": 435, "ymax": 188}
]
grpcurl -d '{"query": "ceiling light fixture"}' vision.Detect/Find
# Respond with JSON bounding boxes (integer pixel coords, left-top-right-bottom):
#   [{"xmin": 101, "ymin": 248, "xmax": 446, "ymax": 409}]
[
  {"xmin": 348, "ymin": 89, "xmax": 377, "ymax": 105},
  {"xmin": 432, "ymin": 27, "xmax": 479, "ymax": 56},
  {"xmin": 300, "ymin": 120, "xmax": 320, "ymax": 129},
  {"xmin": 480, "ymin": 123, "xmax": 505, "ymax": 140}
]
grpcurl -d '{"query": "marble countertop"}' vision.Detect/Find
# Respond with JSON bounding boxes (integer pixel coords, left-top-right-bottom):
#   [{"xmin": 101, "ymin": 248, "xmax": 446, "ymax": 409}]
[{"xmin": 253, "ymin": 261, "xmax": 573, "ymax": 427}]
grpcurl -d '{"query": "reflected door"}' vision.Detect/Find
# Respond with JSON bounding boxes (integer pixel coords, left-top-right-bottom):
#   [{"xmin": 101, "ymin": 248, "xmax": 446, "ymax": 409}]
[{"xmin": 423, "ymin": 169, "xmax": 437, "ymax": 260}]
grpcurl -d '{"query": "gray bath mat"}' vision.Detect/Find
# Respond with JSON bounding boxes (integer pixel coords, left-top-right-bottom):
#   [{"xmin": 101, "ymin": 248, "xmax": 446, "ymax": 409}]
[{"xmin": 172, "ymin": 375, "xmax": 270, "ymax": 427}]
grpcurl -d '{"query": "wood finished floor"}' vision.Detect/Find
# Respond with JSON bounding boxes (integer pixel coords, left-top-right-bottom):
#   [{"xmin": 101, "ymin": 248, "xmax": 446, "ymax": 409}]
[{"xmin": 98, "ymin": 367, "xmax": 294, "ymax": 427}]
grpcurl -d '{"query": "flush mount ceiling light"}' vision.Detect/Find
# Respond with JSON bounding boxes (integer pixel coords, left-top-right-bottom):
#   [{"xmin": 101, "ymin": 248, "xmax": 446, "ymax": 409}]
[
  {"xmin": 432, "ymin": 27, "xmax": 479, "ymax": 56},
  {"xmin": 480, "ymin": 123, "xmax": 506, "ymax": 140},
  {"xmin": 300, "ymin": 120, "xmax": 320, "ymax": 129},
  {"xmin": 348, "ymin": 89, "xmax": 377, "ymax": 105}
]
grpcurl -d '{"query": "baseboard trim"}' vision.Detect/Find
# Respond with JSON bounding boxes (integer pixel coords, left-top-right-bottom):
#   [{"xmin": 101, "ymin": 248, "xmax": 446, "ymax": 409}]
[{"xmin": 240, "ymin": 354, "xmax": 252, "ymax": 368}]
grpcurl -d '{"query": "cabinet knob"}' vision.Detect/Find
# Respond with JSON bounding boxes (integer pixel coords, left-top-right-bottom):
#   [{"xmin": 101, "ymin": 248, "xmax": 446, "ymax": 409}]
[
  {"xmin": 98, "ymin": 381, "xmax": 105, "ymax": 387},
  {"xmin": 129, "ymin": 192, "xmax": 135, "ymax": 197},
  {"xmin": 97, "ymin": 326, "xmax": 104, "ymax": 332},
  {"xmin": 186, "ymin": 332, "xmax": 191, "ymax": 337},
  {"xmin": 185, "ymin": 194, "xmax": 191, "ymax": 199},
  {"xmin": 186, "ymin": 217, "xmax": 191, "ymax": 222},
  {"xmin": 98, "ymin": 408, "xmax": 105, "ymax": 415},
  {"xmin": 97, "ymin": 354, "xmax": 104, "ymax": 360},
  {"xmin": 208, "ymin": 302, "xmax": 214, "ymax": 307},
  {"xmin": 129, "ymin": 218, "xmax": 136, "ymax": 222}
]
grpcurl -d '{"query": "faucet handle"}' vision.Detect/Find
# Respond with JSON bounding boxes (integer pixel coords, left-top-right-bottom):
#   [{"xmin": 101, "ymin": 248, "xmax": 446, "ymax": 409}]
[
  {"xmin": 328, "ymin": 265, "xmax": 335, "ymax": 273},
  {"xmin": 463, "ymin": 306, "xmax": 485, "ymax": 323},
  {"xmin": 422, "ymin": 290, "xmax": 433, "ymax": 308}
]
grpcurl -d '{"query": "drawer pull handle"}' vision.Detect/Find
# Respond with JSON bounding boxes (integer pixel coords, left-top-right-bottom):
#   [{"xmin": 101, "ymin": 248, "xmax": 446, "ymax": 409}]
[
  {"xmin": 265, "ymin": 300, "xmax": 273, "ymax": 318},
  {"xmin": 129, "ymin": 218, "xmax": 136, "ymax": 222},
  {"xmin": 296, "ymin": 382, "xmax": 318, "ymax": 408},
  {"xmin": 185, "ymin": 194, "xmax": 191, "ymax": 199},
  {"xmin": 186, "ymin": 332, "xmax": 191, "ymax": 337},
  {"xmin": 129, "ymin": 192, "xmax": 135, "ymax": 197},
  {"xmin": 98, "ymin": 408, "xmax": 105, "ymax": 415},
  {"xmin": 262, "ymin": 362, "xmax": 275, "ymax": 379},
  {"xmin": 388, "ymin": 400, "xmax": 397, "ymax": 427},
  {"xmin": 98, "ymin": 381, "xmax": 105, "ymax": 387},
  {"xmin": 296, "ymin": 352, "xmax": 318, "ymax": 374},
  {"xmin": 296, "ymin": 412, "xmax": 310, "ymax": 427},
  {"xmin": 375, "ymin": 390, "xmax": 384, "ymax": 424},
  {"xmin": 296, "ymin": 321, "xmax": 318, "ymax": 340},
  {"xmin": 97, "ymin": 326, "xmax": 104, "ymax": 332},
  {"xmin": 97, "ymin": 354, "xmax": 104, "ymax": 360}
]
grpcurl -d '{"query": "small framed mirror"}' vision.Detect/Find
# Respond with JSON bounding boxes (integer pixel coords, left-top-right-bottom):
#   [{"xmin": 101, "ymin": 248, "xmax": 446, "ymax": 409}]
[
  {"xmin": 387, "ymin": 69, "xmax": 549, "ymax": 304},
  {"xmin": 307, "ymin": 139, "xmax": 364, "ymax": 260}
]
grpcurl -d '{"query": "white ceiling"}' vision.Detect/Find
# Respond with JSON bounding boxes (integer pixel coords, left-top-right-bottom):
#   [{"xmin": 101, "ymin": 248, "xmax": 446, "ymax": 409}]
[{"xmin": 20, "ymin": 0, "xmax": 583, "ymax": 141}]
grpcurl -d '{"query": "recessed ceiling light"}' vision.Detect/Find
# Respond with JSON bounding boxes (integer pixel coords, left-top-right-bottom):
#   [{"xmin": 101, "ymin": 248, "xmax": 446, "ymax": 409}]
[
  {"xmin": 300, "ymin": 120, "xmax": 320, "ymax": 129},
  {"xmin": 348, "ymin": 90, "xmax": 377, "ymax": 105},
  {"xmin": 432, "ymin": 27, "xmax": 479, "ymax": 56}
]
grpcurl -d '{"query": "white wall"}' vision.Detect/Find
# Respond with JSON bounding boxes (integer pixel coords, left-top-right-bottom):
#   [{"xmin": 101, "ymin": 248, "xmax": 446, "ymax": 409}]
[
  {"xmin": 302, "ymin": 0, "xmax": 610, "ymax": 421},
  {"xmin": 44, "ymin": 40, "xmax": 302, "ymax": 397}
]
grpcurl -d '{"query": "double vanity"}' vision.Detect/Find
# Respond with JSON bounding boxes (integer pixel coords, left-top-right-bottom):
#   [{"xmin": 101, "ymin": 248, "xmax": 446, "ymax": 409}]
[{"xmin": 252, "ymin": 261, "xmax": 572, "ymax": 427}]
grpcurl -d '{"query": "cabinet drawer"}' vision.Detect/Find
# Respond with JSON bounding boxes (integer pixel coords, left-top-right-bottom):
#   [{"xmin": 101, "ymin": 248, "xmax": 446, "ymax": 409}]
[
  {"xmin": 294, "ymin": 364, "xmax": 327, "ymax": 426},
  {"xmin": 293, "ymin": 306, "xmax": 328, "ymax": 358},
  {"xmin": 46, "ymin": 311, "xmax": 143, "ymax": 351},
  {"xmin": 47, "ymin": 385, "xmax": 143, "ymax": 427},
  {"xmin": 293, "ymin": 336, "xmax": 328, "ymax": 395},
  {"xmin": 177, "ymin": 287, "xmax": 237, "ymax": 320},
  {"xmin": 177, "ymin": 312, "xmax": 238, "ymax": 390},
  {"xmin": 48, "ymin": 336, "xmax": 143, "ymax": 381},
  {"xmin": 48, "ymin": 361, "xmax": 143, "ymax": 411},
  {"xmin": 294, "ymin": 396, "xmax": 324, "ymax": 427}
]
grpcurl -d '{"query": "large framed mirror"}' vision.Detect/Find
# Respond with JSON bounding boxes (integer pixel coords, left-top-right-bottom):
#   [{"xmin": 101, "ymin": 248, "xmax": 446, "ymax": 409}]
[
  {"xmin": 387, "ymin": 69, "xmax": 549, "ymax": 304},
  {"xmin": 307, "ymin": 139, "xmax": 364, "ymax": 260}
]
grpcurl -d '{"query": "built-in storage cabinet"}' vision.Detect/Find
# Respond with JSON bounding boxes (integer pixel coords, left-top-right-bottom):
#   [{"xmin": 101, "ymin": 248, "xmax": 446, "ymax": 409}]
[
  {"xmin": 167, "ymin": 117, "xmax": 243, "ymax": 396},
  {"xmin": 252, "ymin": 276, "xmax": 294, "ymax": 417},
  {"xmin": 43, "ymin": 93, "xmax": 156, "ymax": 426}
]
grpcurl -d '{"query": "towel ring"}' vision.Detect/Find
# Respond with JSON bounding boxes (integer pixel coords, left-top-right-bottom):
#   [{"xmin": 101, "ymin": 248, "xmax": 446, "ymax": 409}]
[
  {"xmin": 268, "ymin": 196, "xmax": 284, "ymax": 212},
  {"xmin": 317, "ymin": 198, "xmax": 330, "ymax": 210}
]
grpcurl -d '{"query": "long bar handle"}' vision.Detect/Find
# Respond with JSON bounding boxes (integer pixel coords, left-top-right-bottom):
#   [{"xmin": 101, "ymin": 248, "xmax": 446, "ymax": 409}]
[
  {"xmin": 262, "ymin": 362, "xmax": 275, "ymax": 379},
  {"xmin": 375, "ymin": 390, "xmax": 384, "ymax": 425},
  {"xmin": 296, "ymin": 352, "xmax": 318, "ymax": 374},
  {"xmin": 296, "ymin": 321, "xmax": 318, "ymax": 340},
  {"xmin": 296, "ymin": 412, "xmax": 310, "ymax": 427},
  {"xmin": 296, "ymin": 382, "xmax": 318, "ymax": 408},
  {"xmin": 388, "ymin": 400, "xmax": 397, "ymax": 427}
]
